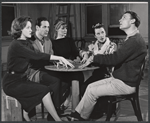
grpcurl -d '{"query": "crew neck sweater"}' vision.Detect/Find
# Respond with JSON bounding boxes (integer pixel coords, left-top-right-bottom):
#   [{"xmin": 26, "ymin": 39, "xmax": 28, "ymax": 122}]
[
  {"xmin": 52, "ymin": 37, "xmax": 79, "ymax": 60},
  {"xmin": 93, "ymin": 33, "xmax": 147, "ymax": 87}
]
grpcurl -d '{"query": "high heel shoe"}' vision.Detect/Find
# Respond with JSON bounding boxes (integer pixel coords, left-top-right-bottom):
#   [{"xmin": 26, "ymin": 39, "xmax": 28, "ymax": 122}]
[{"xmin": 60, "ymin": 104, "xmax": 68, "ymax": 111}]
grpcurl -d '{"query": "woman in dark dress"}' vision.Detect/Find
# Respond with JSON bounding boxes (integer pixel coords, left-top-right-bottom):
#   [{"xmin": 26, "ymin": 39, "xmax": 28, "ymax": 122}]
[
  {"xmin": 51, "ymin": 19, "xmax": 85, "ymax": 109},
  {"xmin": 2, "ymin": 16, "xmax": 74, "ymax": 121}
]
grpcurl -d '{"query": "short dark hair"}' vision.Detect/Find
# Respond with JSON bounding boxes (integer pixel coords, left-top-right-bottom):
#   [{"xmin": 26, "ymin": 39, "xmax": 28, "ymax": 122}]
[
  {"xmin": 35, "ymin": 17, "xmax": 48, "ymax": 27},
  {"xmin": 10, "ymin": 16, "xmax": 32, "ymax": 39},
  {"xmin": 92, "ymin": 23, "xmax": 104, "ymax": 29},
  {"xmin": 92, "ymin": 23, "xmax": 104, "ymax": 34},
  {"xmin": 124, "ymin": 11, "xmax": 140, "ymax": 27}
]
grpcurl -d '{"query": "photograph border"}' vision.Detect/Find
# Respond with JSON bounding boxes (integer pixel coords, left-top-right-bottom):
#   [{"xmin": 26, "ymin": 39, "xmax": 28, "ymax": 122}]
[{"xmin": 0, "ymin": 0, "xmax": 149, "ymax": 122}]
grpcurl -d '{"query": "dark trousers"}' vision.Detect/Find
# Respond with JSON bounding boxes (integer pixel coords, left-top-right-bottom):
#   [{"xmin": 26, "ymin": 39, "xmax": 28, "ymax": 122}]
[
  {"xmin": 40, "ymin": 69, "xmax": 70, "ymax": 109},
  {"xmin": 44, "ymin": 69, "xmax": 84, "ymax": 100},
  {"xmin": 28, "ymin": 69, "xmax": 69, "ymax": 118}
]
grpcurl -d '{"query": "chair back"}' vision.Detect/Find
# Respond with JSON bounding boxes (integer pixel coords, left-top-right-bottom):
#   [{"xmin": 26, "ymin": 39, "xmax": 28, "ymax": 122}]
[
  {"xmin": 135, "ymin": 57, "xmax": 146, "ymax": 95},
  {"xmin": 137, "ymin": 57, "xmax": 146, "ymax": 86},
  {"xmin": 106, "ymin": 57, "xmax": 147, "ymax": 121}
]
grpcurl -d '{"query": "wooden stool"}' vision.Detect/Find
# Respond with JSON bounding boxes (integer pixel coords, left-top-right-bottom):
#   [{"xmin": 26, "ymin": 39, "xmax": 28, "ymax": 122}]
[{"xmin": 1, "ymin": 90, "xmax": 23, "ymax": 121}]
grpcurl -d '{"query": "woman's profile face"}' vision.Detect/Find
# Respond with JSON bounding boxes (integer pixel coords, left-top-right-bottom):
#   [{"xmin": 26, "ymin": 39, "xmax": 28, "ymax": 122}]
[
  {"xmin": 57, "ymin": 24, "xmax": 67, "ymax": 38},
  {"xmin": 94, "ymin": 27, "xmax": 106, "ymax": 43},
  {"xmin": 21, "ymin": 21, "xmax": 32, "ymax": 39}
]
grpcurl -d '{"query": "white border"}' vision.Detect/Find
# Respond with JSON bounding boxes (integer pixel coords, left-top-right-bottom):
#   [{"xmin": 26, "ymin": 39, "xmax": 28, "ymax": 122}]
[{"xmin": 2, "ymin": 2, "xmax": 148, "ymax": 4}]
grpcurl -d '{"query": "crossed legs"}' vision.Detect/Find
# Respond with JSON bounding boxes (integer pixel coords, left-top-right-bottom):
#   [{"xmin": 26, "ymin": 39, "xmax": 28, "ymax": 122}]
[{"xmin": 75, "ymin": 77, "xmax": 135, "ymax": 120}]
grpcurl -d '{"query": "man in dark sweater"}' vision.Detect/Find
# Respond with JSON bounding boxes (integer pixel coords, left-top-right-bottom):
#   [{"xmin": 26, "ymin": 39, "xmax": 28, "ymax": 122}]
[{"xmin": 68, "ymin": 11, "xmax": 147, "ymax": 121}]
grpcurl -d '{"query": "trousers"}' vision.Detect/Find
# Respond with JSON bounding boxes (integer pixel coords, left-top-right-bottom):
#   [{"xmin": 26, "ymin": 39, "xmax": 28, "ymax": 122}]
[{"xmin": 75, "ymin": 77, "xmax": 135, "ymax": 119}]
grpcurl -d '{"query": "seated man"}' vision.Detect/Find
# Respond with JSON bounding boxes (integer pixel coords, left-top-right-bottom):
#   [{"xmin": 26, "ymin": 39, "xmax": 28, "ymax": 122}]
[
  {"xmin": 68, "ymin": 11, "xmax": 147, "ymax": 121},
  {"xmin": 27, "ymin": 17, "xmax": 69, "ymax": 120},
  {"xmin": 80, "ymin": 23, "xmax": 117, "ymax": 96}
]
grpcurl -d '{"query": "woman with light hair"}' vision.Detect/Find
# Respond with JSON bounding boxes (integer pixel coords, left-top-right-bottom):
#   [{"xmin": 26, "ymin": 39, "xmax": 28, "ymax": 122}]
[{"xmin": 51, "ymin": 18, "xmax": 85, "ymax": 110}]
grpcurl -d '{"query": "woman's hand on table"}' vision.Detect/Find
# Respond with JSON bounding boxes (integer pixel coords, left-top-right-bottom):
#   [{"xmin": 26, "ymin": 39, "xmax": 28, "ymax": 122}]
[
  {"xmin": 50, "ymin": 55, "xmax": 75, "ymax": 68},
  {"xmin": 81, "ymin": 53, "xmax": 89, "ymax": 63},
  {"xmin": 67, "ymin": 59, "xmax": 74, "ymax": 63},
  {"xmin": 59, "ymin": 57, "xmax": 75, "ymax": 68},
  {"xmin": 74, "ymin": 56, "xmax": 81, "ymax": 63},
  {"xmin": 79, "ymin": 55, "xmax": 94, "ymax": 69}
]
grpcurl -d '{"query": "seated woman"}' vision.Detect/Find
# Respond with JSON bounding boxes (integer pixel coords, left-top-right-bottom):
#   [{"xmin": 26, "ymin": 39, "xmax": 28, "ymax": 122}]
[
  {"xmin": 2, "ymin": 16, "xmax": 74, "ymax": 121},
  {"xmin": 51, "ymin": 18, "xmax": 85, "ymax": 109},
  {"xmin": 80, "ymin": 23, "xmax": 117, "ymax": 96}
]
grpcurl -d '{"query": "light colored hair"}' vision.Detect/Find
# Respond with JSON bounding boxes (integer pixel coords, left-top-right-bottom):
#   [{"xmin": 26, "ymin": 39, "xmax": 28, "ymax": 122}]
[{"xmin": 53, "ymin": 19, "xmax": 67, "ymax": 39}]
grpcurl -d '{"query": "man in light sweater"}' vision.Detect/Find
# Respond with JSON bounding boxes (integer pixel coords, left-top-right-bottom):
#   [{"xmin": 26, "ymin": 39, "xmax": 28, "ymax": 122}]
[{"xmin": 68, "ymin": 11, "xmax": 147, "ymax": 121}]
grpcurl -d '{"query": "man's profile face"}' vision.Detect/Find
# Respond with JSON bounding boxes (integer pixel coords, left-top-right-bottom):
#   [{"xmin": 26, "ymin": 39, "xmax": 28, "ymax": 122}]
[
  {"xmin": 37, "ymin": 20, "xmax": 49, "ymax": 37},
  {"xmin": 119, "ymin": 13, "xmax": 134, "ymax": 30}
]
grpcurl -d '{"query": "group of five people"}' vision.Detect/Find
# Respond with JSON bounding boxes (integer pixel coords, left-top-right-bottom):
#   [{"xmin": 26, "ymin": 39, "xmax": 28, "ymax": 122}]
[{"xmin": 2, "ymin": 10, "xmax": 147, "ymax": 121}]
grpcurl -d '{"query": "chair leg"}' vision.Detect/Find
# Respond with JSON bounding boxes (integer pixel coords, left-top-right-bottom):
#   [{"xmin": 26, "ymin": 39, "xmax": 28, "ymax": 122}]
[
  {"xmin": 130, "ymin": 97, "xmax": 143, "ymax": 121},
  {"xmin": 105, "ymin": 101, "xmax": 113, "ymax": 121},
  {"xmin": 113, "ymin": 102, "xmax": 121, "ymax": 121},
  {"xmin": 41, "ymin": 103, "xmax": 44, "ymax": 119}
]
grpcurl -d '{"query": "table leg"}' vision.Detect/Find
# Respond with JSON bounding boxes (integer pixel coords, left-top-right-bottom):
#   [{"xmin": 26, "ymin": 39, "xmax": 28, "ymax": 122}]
[
  {"xmin": 71, "ymin": 80, "xmax": 79, "ymax": 111},
  {"xmin": 83, "ymin": 70, "xmax": 93, "ymax": 82}
]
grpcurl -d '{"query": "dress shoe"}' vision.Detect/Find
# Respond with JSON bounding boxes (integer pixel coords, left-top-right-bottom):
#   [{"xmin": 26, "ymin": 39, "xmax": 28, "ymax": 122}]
[{"xmin": 67, "ymin": 111, "xmax": 87, "ymax": 121}]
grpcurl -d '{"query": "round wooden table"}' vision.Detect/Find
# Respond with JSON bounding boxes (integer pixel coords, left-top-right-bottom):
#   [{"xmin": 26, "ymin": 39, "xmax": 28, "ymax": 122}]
[{"xmin": 45, "ymin": 64, "xmax": 99, "ymax": 110}]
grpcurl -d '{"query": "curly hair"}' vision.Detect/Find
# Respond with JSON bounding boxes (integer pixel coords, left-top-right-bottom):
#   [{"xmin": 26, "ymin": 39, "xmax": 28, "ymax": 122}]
[
  {"xmin": 92, "ymin": 23, "xmax": 104, "ymax": 29},
  {"xmin": 92, "ymin": 23, "xmax": 105, "ymax": 35},
  {"xmin": 124, "ymin": 11, "xmax": 140, "ymax": 28},
  {"xmin": 9, "ymin": 16, "xmax": 32, "ymax": 39}
]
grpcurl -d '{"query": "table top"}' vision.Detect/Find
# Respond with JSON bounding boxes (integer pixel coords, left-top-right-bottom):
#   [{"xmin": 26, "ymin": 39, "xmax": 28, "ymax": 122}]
[
  {"xmin": 45, "ymin": 61, "xmax": 99, "ymax": 72},
  {"xmin": 45, "ymin": 65, "xmax": 99, "ymax": 72}
]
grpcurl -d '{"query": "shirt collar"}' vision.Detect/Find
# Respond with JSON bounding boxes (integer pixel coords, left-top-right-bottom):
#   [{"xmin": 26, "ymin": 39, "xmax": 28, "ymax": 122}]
[{"xmin": 34, "ymin": 33, "xmax": 45, "ymax": 45}]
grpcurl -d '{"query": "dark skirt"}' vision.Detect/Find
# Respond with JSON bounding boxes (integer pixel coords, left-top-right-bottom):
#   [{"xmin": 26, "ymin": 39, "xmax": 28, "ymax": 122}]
[{"xmin": 2, "ymin": 73, "xmax": 50, "ymax": 113}]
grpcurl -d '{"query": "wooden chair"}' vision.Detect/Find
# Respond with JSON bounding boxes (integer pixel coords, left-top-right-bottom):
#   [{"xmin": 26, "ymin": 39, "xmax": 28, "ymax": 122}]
[
  {"xmin": 105, "ymin": 58, "xmax": 146, "ymax": 121},
  {"xmin": 75, "ymin": 38, "xmax": 86, "ymax": 50},
  {"xmin": 1, "ymin": 90, "xmax": 23, "ymax": 121}
]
